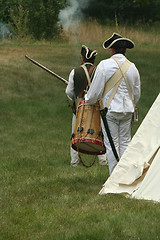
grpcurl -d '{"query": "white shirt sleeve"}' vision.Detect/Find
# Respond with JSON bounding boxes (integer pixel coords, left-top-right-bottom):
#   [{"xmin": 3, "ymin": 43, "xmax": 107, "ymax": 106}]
[
  {"xmin": 65, "ymin": 69, "xmax": 75, "ymax": 101},
  {"xmin": 85, "ymin": 62, "xmax": 106, "ymax": 104},
  {"xmin": 133, "ymin": 66, "xmax": 141, "ymax": 104}
]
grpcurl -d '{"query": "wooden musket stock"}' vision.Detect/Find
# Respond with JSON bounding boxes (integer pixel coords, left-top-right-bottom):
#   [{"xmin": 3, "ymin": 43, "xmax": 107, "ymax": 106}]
[{"xmin": 25, "ymin": 55, "xmax": 68, "ymax": 85}]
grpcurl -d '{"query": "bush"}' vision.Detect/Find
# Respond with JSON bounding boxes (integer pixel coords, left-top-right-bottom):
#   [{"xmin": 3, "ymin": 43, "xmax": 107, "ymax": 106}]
[{"xmin": 0, "ymin": 0, "xmax": 65, "ymax": 40}]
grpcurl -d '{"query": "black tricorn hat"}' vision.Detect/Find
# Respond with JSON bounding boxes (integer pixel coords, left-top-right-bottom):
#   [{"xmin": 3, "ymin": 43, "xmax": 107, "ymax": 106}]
[
  {"xmin": 103, "ymin": 33, "xmax": 135, "ymax": 49},
  {"xmin": 81, "ymin": 45, "xmax": 97, "ymax": 59}
]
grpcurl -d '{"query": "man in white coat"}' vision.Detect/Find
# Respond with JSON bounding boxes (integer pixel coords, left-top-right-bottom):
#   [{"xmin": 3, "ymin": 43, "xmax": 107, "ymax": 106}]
[
  {"xmin": 85, "ymin": 33, "xmax": 141, "ymax": 175},
  {"xmin": 66, "ymin": 45, "xmax": 107, "ymax": 167}
]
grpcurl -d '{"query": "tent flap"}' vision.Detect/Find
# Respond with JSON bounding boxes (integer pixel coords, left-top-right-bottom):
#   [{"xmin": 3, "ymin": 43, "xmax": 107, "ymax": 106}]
[{"xmin": 99, "ymin": 94, "xmax": 160, "ymax": 202}]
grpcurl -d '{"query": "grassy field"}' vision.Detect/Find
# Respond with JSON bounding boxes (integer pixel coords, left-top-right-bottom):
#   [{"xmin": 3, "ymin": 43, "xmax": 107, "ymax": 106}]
[{"xmin": 0, "ymin": 25, "xmax": 160, "ymax": 240}]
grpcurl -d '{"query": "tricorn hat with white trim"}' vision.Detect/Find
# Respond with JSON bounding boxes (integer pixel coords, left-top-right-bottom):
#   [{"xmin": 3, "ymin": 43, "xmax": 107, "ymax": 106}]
[
  {"xmin": 81, "ymin": 45, "xmax": 97, "ymax": 59},
  {"xmin": 103, "ymin": 33, "xmax": 135, "ymax": 49}
]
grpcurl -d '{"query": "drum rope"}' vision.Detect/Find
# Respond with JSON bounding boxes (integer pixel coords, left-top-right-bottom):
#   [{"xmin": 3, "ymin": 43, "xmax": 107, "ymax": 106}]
[
  {"xmin": 77, "ymin": 144, "xmax": 96, "ymax": 168},
  {"xmin": 76, "ymin": 137, "xmax": 96, "ymax": 168}
]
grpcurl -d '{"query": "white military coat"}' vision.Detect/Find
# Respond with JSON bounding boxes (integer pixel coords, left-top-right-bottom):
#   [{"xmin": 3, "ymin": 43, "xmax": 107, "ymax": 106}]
[{"xmin": 85, "ymin": 53, "xmax": 141, "ymax": 112}]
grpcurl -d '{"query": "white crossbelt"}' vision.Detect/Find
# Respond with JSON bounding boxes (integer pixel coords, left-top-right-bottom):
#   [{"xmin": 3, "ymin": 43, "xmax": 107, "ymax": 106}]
[{"xmin": 102, "ymin": 58, "xmax": 132, "ymax": 109}]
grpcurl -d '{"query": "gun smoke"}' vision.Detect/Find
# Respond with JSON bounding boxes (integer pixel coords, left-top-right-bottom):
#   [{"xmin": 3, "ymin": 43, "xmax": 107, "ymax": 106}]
[
  {"xmin": 0, "ymin": 22, "xmax": 11, "ymax": 39},
  {"xmin": 58, "ymin": 0, "xmax": 89, "ymax": 31}
]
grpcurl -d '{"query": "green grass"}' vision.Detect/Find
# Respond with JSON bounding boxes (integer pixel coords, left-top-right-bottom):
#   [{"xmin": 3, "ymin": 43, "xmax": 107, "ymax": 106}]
[{"xmin": 0, "ymin": 38, "xmax": 160, "ymax": 240}]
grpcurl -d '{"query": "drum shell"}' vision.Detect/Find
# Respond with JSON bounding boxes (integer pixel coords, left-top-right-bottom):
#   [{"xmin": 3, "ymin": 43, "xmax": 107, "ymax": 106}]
[{"xmin": 72, "ymin": 100, "xmax": 106, "ymax": 155}]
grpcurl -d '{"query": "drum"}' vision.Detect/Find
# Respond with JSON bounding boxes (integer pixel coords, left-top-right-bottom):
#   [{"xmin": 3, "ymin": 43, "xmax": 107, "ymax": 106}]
[{"xmin": 72, "ymin": 100, "xmax": 106, "ymax": 155}]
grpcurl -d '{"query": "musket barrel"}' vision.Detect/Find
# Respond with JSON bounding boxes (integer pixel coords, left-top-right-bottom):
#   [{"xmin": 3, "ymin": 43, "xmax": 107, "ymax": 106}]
[{"xmin": 25, "ymin": 55, "xmax": 68, "ymax": 85}]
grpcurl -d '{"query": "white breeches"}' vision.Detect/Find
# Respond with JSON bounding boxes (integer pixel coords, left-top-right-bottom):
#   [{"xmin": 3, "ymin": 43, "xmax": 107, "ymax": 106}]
[{"xmin": 101, "ymin": 112, "xmax": 133, "ymax": 175}]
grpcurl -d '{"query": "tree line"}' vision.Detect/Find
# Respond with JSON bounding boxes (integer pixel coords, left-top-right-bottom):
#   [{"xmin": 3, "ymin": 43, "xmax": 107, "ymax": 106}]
[
  {"xmin": 0, "ymin": 0, "xmax": 159, "ymax": 40},
  {"xmin": 86, "ymin": 0, "xmax": 160, "ymax": 25}
]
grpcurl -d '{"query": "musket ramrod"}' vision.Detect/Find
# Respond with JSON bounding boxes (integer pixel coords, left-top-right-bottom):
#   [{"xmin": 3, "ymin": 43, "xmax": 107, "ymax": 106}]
[{"xmin": 25, "ymin": 55, "xmax": 68, "ymax": 85}]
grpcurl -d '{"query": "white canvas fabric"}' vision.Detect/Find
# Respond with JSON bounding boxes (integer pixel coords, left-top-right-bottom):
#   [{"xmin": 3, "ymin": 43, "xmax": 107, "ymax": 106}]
[
  {"xmin": 99, "ymin": 93, "xmax": 160, "ymax": 202},
  {"xmin": 131, "ymin": 148, "xmax": 160, "ymax": 201}
]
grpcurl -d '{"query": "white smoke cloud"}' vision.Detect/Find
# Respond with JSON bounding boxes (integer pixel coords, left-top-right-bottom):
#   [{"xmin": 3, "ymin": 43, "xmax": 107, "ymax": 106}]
[
  {"xmin": 58, "ymin": 0, "xmax": 89, "ymax": 30},
  {"xmin": 0, "ymin": 22, "xmax": 11, "ymax": 39}
]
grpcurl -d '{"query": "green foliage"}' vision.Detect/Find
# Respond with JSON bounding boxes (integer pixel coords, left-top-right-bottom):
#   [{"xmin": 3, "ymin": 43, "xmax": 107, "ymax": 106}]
[
  {"xmin": 0, "ymin": 0, "xmax": 18, "ymax": 22},
  {"xmin": 22, "ymin": 0, "xmax": 62, "ymax": 40},
  {"xmin": 0, "ymin": 0, "xmax": 65, "ymax": 40},
  {"xmin": 9, "ymin": 5, "xmax": 29, "ymax": 39},
  {"xmin": 85, "ymin": 0, "xmax": 160, "ymax": 25},
  {"xmin": 134, "ymin": 0, "xmax": 150, "ymax": 4}
]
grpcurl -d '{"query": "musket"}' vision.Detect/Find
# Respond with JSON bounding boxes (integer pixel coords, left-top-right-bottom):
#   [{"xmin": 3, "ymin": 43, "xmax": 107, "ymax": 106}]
[{"xmin": 25, "ymin": 55, "xmax": 68, "ymax": 85}]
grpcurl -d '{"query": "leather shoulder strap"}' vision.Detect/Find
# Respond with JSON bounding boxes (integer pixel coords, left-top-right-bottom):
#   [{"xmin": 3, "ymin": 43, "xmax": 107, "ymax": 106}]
[
  {"xmin": 103, "ymin": 58, "xmax": 132, "ymax": 109},
  {"xmin": 77, "ymin": 64, "xmax": 95, "ymax": 98},
  {"xmin": 112, "ymin": 57, "xmax": 135, "ymax": 109},
  {"xmin": 102, "ymin": 59, "xmax": 131, "ymax": 98},
  {"xmin": 81, "ymin": 64, "xmax": 91, "ymax": 86}
]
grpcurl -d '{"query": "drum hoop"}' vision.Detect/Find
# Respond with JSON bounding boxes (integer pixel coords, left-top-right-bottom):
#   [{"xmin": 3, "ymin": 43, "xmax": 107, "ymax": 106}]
[
  {"xmin": 78, "ymin": 100, "xmax": 99, "ymax": 108},
  {"xmin": 72, "ymin": 138, "xmax": 104, "ymax": 146},
  {"xmin": 72, "ymin": 147, "xmax": 106, "ymax": 155},
  {"xmin": 72, "ymin": 138, "xmax": 106, "ymax": 155}
]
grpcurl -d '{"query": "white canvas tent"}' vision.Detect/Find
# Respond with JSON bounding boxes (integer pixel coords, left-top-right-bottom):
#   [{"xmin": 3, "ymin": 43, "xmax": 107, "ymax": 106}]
[{"xmin": 99, "ymin": 93, "xmax": 160, "ymax": 202}]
